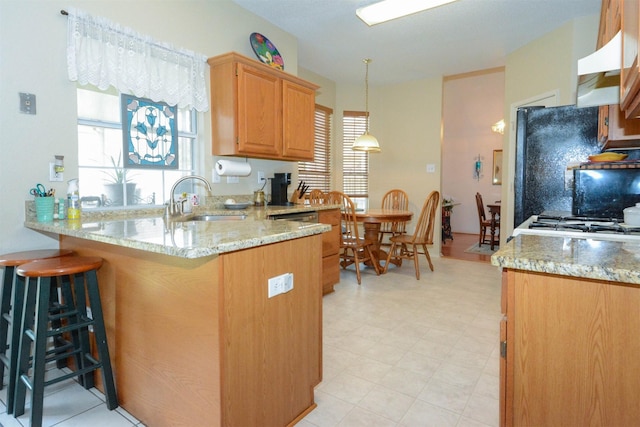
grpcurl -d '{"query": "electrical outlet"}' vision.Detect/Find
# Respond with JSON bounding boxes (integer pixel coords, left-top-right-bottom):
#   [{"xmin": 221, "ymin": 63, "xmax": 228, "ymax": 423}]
[
  {"xmin": 227, "ymin": 176, "xmax": 239, "ymax": 184},
  {"xmin": 49, "ymin": 162, "xmax": 63, "ymax": 182},
  {"xmin": 426, "ymin": 164, "xmax": 436, "ymax": 173},
  {"xmin": 282, "ymin": 273, "xmax": 294, "ymax": 293},
  {"xmin": 257, "ymin": 171, "xmax": 265, "ymax": 184},
  {"xmin": 268, "ymin": 273, "xmax": 293, "ymax": 298}
]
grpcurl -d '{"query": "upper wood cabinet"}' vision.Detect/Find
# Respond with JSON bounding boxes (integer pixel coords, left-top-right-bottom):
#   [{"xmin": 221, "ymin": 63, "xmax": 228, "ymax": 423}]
[
  {"xmin": 207, "ymin": 52, "xmax": 319, "ymax": 162},
  {"xmin": 597, "ymin": 0, "xmax": 640, "ymax": 147},
  {"xmin": 620, "ymin": 0, "xmax": 640, "ymax": 118}
]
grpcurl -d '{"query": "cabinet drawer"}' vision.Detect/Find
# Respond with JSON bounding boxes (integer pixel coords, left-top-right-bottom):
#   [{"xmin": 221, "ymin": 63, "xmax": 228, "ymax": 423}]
[
  {"xmin": 322, "ymin": 253, "xmax": 340, "ymax": 294},
  {"xmin": 322, "ymin": 225, "xmax": 340, "ymax": 257}
]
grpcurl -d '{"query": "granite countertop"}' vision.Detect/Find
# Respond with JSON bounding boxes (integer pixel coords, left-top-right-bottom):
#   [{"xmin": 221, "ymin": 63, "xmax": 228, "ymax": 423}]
[
  {"xmin": 25, "ymin": 203, "xmax": 337, "ymax": 259},
  {"xmin": 491, "ymin": 234, "xmax": 640, "ymax": 285}
]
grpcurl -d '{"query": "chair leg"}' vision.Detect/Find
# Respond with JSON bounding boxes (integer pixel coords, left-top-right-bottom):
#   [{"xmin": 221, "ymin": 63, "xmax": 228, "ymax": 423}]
[
  {"xmin": 366, "ymin": 246, "xmax": 380, "ymax": 276},
  {"xmin": 422, "ymin": 244, "xmax": 434, "ymax": 271},
  {"xmin": 352, "ymin": 248, "xmax": 362, "ymax": 285},
  {"xmin": 383, "ymin": 242, "xmax": 396, "ymax": 274},
  {"xmin": 412, "ymin": 246, "xmax": 420, "ymax": 280}
]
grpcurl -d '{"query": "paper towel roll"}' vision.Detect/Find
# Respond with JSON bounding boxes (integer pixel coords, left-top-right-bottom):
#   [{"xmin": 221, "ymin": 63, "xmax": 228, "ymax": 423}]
[{"xmin": 215, "ymin": 159, "xmax": 252, "ymax": 177}]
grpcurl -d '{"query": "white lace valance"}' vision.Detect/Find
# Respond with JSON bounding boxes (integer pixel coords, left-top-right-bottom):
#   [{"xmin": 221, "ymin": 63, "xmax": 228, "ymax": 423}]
[{"xmin": 66, "ymin": 7, "xmax": 209, "ymax": 112}]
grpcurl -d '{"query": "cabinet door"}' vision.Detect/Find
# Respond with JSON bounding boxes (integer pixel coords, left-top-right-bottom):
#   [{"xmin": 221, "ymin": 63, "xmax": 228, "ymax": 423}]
[
  {"xmin": 599, "ymin": 104, "xmax": 640, "ymax": 147},
  {"xmin": 237, "ymin": 63, "xmax": 282, "ymax": 157},
  {"xmin": 282, "ymin": 80, "xmax": 315, "ymax": 161},
  {"xmin": 621, "ymin": 0, "xmax": 640, "ymax": 118}
]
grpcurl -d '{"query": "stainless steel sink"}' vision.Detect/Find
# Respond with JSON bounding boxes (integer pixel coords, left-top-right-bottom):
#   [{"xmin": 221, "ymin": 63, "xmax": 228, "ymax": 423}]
[{"xmin": 177, "ymin": 214, "xmax": 247, "ymax": 222}]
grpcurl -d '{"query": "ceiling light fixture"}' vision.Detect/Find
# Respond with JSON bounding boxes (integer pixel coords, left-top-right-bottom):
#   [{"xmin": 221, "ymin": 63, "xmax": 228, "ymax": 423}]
[
  {"xmin": 352, "ymin": 58, "xmax": 381, "ymax": 153},
  {"xmin": 356, "ymin": 0, "xmax": 458, "ymax": 26}
]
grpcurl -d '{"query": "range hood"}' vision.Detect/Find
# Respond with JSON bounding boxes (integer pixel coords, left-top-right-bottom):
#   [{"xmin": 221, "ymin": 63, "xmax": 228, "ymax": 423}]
[{"xmin": 576, "ymin": 31, "xmax": 621, "ymax": 108}]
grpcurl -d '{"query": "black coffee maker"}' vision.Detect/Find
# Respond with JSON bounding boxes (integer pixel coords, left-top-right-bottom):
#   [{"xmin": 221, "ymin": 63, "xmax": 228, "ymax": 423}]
[{"xmin": 269, "ymin": 173, "xmax": 292, "ymax": 206}]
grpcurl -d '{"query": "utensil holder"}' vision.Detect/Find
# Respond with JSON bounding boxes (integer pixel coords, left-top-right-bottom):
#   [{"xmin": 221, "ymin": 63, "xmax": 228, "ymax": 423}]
[{"xmin": 34, "ymin": 197, "xmax": 55, "ymax": 222}]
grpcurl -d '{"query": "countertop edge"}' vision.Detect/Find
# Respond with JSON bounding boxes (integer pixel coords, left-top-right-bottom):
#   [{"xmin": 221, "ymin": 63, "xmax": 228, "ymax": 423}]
[{"xmin": 491, "ymin": 234, "xmax": 640, "ymax": 286}]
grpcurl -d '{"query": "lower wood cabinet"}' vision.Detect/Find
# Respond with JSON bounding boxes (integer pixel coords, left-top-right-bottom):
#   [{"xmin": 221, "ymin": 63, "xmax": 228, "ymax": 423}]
[
  {"xmin": 500, "ymin": 269, "xmax": 640, "ymax": 426},
  {"xmin": 319, "ymin": 208, "xmax": 340, "ymax": 294},
  {"xmin": 61, "ymin": 234, "xmax": 322, "ymax": 427}
]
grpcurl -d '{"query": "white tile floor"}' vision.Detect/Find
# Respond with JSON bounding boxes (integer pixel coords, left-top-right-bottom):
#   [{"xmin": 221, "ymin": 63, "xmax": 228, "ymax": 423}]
[{"xmin": 0, "ymin": 256, "xmax": 501, "ymax": 427}]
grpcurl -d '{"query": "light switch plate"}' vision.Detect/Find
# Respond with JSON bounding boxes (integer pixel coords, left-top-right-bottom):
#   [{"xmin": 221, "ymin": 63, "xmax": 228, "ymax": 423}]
[{"xmin": 19, "ymin": 92, "xmax": 36, "ymax": 115}]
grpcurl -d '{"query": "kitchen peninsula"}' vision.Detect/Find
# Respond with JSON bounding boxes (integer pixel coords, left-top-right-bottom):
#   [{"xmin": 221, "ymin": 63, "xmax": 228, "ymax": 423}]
[
  {"xmin": 492, "ymin": 234, "xmax": 640, "ymax": 427},
  {"xmin": 25, "ymin": 204, "xmax": 333, "ymax": 427}
]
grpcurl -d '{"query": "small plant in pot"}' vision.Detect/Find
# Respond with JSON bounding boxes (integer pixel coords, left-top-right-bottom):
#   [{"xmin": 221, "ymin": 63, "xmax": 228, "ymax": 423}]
[{"xmin": 103, "ymin": 155, "xmax": 136, "ymax": 206}]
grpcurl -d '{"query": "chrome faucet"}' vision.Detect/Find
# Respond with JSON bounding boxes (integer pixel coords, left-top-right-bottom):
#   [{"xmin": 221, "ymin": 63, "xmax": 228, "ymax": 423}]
[{"xmin": 167, "ymin": 175, "xmax": 213, "ymax": 217}]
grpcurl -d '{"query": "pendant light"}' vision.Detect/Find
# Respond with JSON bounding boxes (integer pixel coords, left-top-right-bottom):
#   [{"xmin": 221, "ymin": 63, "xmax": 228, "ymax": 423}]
[{"xmin": 352, "ymin": 58, "xmax": 381, "ymax": 153}]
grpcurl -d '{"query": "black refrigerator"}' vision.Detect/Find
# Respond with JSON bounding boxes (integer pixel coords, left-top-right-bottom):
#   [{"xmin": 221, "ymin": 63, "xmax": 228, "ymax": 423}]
[{"xmin": 513, "ymin": 105, "xmax": 600, "ymax": 227}]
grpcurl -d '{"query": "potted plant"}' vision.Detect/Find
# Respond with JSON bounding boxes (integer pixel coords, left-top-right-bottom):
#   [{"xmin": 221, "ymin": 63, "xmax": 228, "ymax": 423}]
[{"xmin": 103, "ymin": 155, "xmax": 136, "ymax": 206}]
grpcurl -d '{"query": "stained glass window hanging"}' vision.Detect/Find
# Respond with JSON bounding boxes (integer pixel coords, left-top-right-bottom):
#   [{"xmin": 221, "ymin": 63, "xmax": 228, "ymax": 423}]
[{"xmin": 121, "ymin": 94, "xmax": 178, "ymax": 169}]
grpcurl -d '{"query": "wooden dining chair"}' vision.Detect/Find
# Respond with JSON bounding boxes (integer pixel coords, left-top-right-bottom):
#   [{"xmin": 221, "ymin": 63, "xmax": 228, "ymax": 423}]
[
  {"xmin": 308, "ymin": 189, "xmax": 325, "ymax": 205},
  {"xmin": 475, "ymin": 192, "xmax": 499, "ymax": 247},
  {"xmin": 325, "ymin": 191, "xmax": 342, "ymax": 205},
  {"xmin": 384, "ymin": 190, "xmax": 440, "ymax": 280},
  {"xmin": 379, "ymin": 189, "xmax": 409, "ymax": 249},
  {"xmin": 337, "ymin": 192, "xmax": 380, "ymax": 284}
]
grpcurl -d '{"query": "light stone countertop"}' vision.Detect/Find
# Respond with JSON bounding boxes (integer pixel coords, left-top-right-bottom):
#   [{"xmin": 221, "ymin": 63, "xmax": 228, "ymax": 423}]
[
  {"xmin": 491, "ymin": 234, "xmax": 640, "ymax": 285},
  {"xmin": 25, "ymin": 203, "xmax": 336, "ymax": 259}
]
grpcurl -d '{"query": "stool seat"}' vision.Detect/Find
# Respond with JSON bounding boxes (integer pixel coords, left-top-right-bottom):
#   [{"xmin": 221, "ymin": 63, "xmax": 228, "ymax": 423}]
[
  {"xmin": 0, "ymin": 249, "xmax": 74, "ymax": 267},
  {"xmin": 17, "ymin": 256, "xmax": 103, "ymax": 277}
]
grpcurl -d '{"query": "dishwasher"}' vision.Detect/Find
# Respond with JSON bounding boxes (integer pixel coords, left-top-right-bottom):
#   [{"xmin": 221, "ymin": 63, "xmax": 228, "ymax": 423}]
[{"xmin": 268, "ymin": 211, "xmax": 319, "ymax": 223}]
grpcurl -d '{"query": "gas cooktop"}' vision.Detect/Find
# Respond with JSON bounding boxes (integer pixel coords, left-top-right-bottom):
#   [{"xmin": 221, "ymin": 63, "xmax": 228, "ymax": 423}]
[{"xmin": 513, "ymin": 211, "xmax": 640, "ymax": 242}]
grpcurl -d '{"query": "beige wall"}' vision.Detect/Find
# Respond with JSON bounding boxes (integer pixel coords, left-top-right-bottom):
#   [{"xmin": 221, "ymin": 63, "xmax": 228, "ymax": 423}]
[{"xmin": 442, "ymin": 68, "xmax": 505, "ymax": 234}]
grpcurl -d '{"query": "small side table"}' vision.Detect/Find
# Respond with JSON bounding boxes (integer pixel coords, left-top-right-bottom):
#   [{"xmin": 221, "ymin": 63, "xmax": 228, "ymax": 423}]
[{"xmin": 441, "ymin": 203, "xmax": 459, "ymax": 244}]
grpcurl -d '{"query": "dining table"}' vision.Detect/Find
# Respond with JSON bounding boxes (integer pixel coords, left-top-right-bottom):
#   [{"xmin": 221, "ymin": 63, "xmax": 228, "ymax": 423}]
[
  {"xmin": 351, "ymin": 209, "xmax": 413, "ymax": 272},
  {"xmin": 486, "ymin": 202, "xmax": 500, "ymax": 250}
]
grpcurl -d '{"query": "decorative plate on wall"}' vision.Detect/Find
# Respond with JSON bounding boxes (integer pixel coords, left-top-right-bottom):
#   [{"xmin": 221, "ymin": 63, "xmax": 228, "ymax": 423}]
[{"xmin": 250, "ymin": 32, "xmax": 284, "ymax": 70}]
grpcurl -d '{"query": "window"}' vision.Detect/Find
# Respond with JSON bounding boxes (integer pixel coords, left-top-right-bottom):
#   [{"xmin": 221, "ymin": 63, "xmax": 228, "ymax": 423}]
[
  {"xmin": 298, "ymin": 105, "xmax": 332, "ymax": 192},
  {"xmin": 77, "ymin": 87, "xmax": 199, "ymax": 208},
  {"xmin": 342, "ymin": 111, "xmax": 369, "ymax": 210}
]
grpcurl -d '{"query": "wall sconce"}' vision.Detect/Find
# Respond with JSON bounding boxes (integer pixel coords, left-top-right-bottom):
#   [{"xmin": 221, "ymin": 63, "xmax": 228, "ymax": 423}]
[
  {"xmin": 491, "ymin": 119, "xmax": 505, "ymax": 134},
  {"xmin": 474, "ymin": 154, "xmax": 482, "ymax": 181}
]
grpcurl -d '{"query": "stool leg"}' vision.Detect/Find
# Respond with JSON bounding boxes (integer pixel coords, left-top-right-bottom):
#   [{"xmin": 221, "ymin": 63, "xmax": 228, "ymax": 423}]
[
  {"xmin": 13, "ymin": 276, "xmax": 38, "ymax": 418},
  {"xmin": 0, "ymin": 265, "xmax": 15, "ymax": 388},
  {"xmin": 85, "ymin": 270, "xmax": 118, "ymax": 410},
  {"xmin": 58, "ymin": 274, "xmax": 86, "ymax": 386},
  {"xmin": 72, "ymin": 272, "xmax": 95, "ymax": 390},
  {"xmin": 6, "ymin": 273, "xmax": 26, "ymax": 415},
  {"xmin": 49, "ymin": 277, "xmax": 68, "ymax": 370},
  {"xmin": 28, "ymin": 276, "xmax": 52, "ymax": 427}
]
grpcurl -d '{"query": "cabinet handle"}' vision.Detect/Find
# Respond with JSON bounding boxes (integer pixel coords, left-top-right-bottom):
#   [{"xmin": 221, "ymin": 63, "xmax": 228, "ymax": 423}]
[{"xmin": 500, "ymin": 340, "xmax": 507, "ymax": 358}]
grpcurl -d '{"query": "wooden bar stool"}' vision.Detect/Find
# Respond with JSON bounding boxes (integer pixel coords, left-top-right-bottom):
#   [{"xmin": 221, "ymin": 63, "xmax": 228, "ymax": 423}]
[
  {"xmin": 13, "ymin": 256, "xmax": 118, "ymax": 427},
  {"xmin": 0, "ymin": 249, "xmax": 74, "ymax": 414}
]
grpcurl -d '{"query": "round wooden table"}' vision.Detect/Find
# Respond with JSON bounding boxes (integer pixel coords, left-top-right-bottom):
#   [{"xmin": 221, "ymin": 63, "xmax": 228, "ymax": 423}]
[{"xmin": 352, "ymin": 209, "xmax": 413, "ymax": 271}]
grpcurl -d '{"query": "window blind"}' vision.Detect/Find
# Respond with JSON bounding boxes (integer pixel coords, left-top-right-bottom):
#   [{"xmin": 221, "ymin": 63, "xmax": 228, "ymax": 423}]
[
  {"xmin": 298, "ymin": 104, "xmax": 332, "ymax": 192},
  {"xmin": 343, "ymin": 111, "xmax": 369, "ymax": 199}
]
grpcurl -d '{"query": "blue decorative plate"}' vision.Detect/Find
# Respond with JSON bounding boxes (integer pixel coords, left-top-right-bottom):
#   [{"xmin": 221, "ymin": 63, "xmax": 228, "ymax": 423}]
[{"xmin": 250, "ymin": 32, "xmax": 284, "ymax": 70}]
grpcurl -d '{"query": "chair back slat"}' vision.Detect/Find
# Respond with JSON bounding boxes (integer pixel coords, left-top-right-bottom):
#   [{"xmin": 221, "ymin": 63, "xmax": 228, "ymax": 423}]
[
  {"xmin": 338, "ymin": 192, "xmax": 360, "ymax": 243},
  {"xmin": 308, "ymin": 189, "xmax": 325, "ymax": 205},
  {"xmin": 411, "ymin": 190, "xmax": 440, "ymax": 244},
  {"xmin": 380, "ymin": 189, "xmax": 409, "ymax": 233},
  {"xmin": 475, "ymin": 192, "xmax": 487, "ymax": 222}
]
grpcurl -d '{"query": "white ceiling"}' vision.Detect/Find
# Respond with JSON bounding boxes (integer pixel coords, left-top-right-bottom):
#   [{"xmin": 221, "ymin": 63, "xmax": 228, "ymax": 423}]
[{"xmin": 231, "ymin": 0, "xmax": 601, "ymax": 85}]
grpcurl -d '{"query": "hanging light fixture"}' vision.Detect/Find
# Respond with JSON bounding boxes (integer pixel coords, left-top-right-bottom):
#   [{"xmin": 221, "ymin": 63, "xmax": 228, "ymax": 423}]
[{"xmin": 352, "ymin": 58, "xmax": 381, "ymax": 153}]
